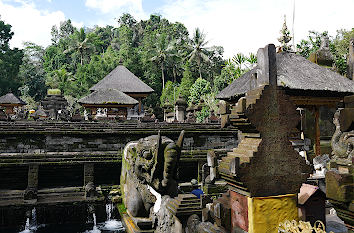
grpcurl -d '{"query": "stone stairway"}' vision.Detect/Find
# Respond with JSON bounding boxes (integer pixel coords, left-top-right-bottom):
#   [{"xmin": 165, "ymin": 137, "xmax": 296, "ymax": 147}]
[
  {"xmin": 219, "ymin": 86, "xmax": 265, "ymax": 178},
  {"xmin": 165, "ymin": 194, "xmax": 202, "ymax": 217},
  {"xmin": 218, "ymin": 137, "xmax": 262, "ymax": 176}
]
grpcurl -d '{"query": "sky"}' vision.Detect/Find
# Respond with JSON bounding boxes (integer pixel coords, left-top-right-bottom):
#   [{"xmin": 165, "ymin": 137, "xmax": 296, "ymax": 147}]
[{"xmin": 0, "ymin": 0, "xmax": 353, "ymax": 58}]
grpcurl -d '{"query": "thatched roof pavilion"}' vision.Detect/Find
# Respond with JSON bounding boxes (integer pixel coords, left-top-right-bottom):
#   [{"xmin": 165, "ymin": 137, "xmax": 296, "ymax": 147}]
[
  {"xmin": 89, "ymin": 65, "xmax": 153, "ymax": 113},
  {"xmin": 217, "ymin": 50, "xmax": 354, "ymax": 157},
  {"xmin": 90, "ymin": 65, "xmax": 154, "ymax": 94},
  {"xmin": 217, "ymin": 52, "xmax": 354, "ymax": 102},
  {"xmin": 79, "ymin": 88, "xmax": 138, "ymax": 117},
  {"xmin": 0, "ymin": 93, "xmax": 26, "ymax": 114}
]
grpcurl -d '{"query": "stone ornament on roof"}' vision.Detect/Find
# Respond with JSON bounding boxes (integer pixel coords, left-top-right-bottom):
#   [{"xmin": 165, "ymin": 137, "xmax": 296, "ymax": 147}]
[
  {"xmin": 278, "ymin": 15, "xmax": 292, "ymax": 52},
  {"xmin": 309, "ymin": 35, "xmax": 334, "ymax": 67}
]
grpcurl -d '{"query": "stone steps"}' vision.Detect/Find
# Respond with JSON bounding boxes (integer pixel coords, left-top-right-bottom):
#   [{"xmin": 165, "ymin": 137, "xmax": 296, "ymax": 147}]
[
  {"xmin": 218, "ymin": 85, "xmax": 265, "ymax": 178},
  {"xmin": 166, "ymin": 194, "xmax": 202, "ymax": 217}
]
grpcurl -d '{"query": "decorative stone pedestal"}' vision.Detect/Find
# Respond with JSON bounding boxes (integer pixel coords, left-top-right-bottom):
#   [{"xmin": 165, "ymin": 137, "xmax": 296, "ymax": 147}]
[{"xmin": 230, "ymin": 190, "xmax": 298, "ymax": 233}]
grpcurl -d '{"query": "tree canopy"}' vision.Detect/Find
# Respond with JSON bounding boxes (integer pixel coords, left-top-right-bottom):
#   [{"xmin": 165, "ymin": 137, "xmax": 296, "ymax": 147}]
[
  {"xmin": 0, "ymin": 19, "xmax": 23, "ymax": 96},
  {"xmin": 1, "ymin": 14, "xmax": 352, "ymax": 122}
]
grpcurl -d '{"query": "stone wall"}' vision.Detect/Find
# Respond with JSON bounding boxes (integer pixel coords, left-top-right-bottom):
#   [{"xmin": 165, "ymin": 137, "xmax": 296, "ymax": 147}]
[
  {"xmin": 0, "ymin": 122, "xmax": 237, "ymax": 190},
  {"xmin": 0, "ymin": 122, "xmax": 236, "ymax": 154}
]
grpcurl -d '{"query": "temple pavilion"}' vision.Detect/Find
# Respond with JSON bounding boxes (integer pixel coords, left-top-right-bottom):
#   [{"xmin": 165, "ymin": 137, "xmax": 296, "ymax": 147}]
[
  {"xmin": 217, "ymin": 49, "xmax": 354, "ymax": 157},
  {"xmin": 80, "ymin": 64, "xmax": 154, "ymax": 118},
  {"xmin": 0, "ymin": 93, "xmax": 26, "ymax": 115},
  {"xmin": 78, "ymin": 88, "xmax": 138, "ymax": 118}
]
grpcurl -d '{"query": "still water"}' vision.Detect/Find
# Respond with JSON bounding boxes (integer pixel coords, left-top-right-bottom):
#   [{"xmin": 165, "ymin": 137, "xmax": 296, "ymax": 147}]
[{"xmin": 1, "ymin": 204, "xmax": 125, "ymax": 233}]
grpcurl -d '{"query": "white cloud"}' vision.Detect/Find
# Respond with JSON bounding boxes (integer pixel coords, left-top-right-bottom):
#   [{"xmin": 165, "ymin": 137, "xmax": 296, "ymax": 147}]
[
  {"xmin": 72, "ymin": 21, "xmax": 84, "ymax": 29},
  {"xmin": 0, "ymin": 0, "xmax": 66, "ymax": 48},
  {"xmin": 160, "ymin": 0, "xmax": 354, "ymax": 58},
  {"xmin": 85, "ymin": 0, "xmax": 146, "ymax": 19}
]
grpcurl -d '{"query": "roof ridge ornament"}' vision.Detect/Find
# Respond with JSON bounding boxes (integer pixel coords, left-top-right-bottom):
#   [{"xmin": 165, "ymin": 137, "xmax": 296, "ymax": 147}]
[{"xmin": 278, "ymin": 15, "xmax": 293, "ymax": 53}]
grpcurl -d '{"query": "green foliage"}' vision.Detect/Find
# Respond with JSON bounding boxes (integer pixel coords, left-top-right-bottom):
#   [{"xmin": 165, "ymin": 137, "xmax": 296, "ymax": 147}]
[
  {"xmin": 18, "ymin": 42, "xmax": 46, "ymax": 100},
  {"xmin": 0, "ymin": 19, "xmax": 23, "ymax": 96},
  {"xmin": 160, "ymin": 81, "xmax": 179, "ymax": 106},
  {"xmin": 196, "ymin": 105, "xmax": 209, "ymax": 123},
  {"xmin": 195, "ymin": 92, "xmax": 218, "ymax": 123},
  {"xmin": 296, "ymin": 30, "xmax": 353, "ymax": 75},
  {"xmin": 214, "ymin": 53, "xmax": 257, "ymax": 93},
  {"xmin": 213, "ymin": 69, "xmax": 231, "ymax": 93},
  {"xmin": 178, "ymin": 62, "xmax": 195, "ymax": 101},
  {"xmin": 188, "ymin": 28, "xmax": 210, "ymax": 79},
  {"xmin": 188, "ymin": 77, "xmax": 211, "ymax": 105},
  {"xmin": 25, "ymin": 14, "xmax": 226, "ymax": 118},
  {"xmin": 296, "ymin": 31, "xmax": 327, "ymax": 58},
  {"xmin": 333, "ymin": 29, "xmax": 354, "ymax": 56}
]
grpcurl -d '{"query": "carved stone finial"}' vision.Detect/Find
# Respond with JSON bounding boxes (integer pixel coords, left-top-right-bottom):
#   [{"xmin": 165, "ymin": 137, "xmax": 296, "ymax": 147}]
[
  {"xmin": 309, "ymin": 34, "xmax": 334, "ymax": 67},
  {"xmin": 278, "ymin": 15, "xmax": 292, "ymax": 52}
]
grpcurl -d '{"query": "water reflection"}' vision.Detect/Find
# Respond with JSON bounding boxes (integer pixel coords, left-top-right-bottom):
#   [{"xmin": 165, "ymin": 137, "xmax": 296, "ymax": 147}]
[{"xmin": 4, "ymin": 203, "xmax": 125, "ymax": 233}]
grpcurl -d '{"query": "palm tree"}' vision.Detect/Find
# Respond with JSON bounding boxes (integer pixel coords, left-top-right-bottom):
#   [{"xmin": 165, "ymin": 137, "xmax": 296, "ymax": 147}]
[
  {"xmin": 65, "ymin": 28, "xmax": 94, "ymax": 66},
  {"xmin": 45, "ymin": 67, "xmax": 74, "ymax": 91},
  {"xmin": 188, "ymin": 28, "xmax": 210, "ymax": 79},
  {"xmin": 150, "ymin": 33, "xmax": 175, "ymax": 89}
]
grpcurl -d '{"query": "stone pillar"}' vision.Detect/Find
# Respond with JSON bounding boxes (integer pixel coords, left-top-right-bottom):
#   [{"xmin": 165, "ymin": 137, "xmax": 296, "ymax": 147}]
[
  {"xmin": 84, "ymin": 163, "xmax": 96, "ymax": 199},
  {"xmin": 84, "ymin": 163, "xmax": 94, "ymax": 185},
  {"xmin": 176, "ymin": 105, "xmax": 186, "ymax": 122},
  {"xmin": 175, "ymin": 96, "xmax": 188, "ymax": 122},
  {"xmin": 24, "ymin": 164, "xmax": 39, "ymax": 201},
  {"xmin": 314, "ymin": 106, "xmax": 321, "ymax": 156},
  {"xmin": 207, "ymin": 150, "xmax": 217, "ymax": 184},
  {"xmin": 162, "ymin": 100, "xmax": 173, "ymax": 122},
  {"xmin": 219, "ymin": 100, "xmax": 230, "ymax": 128}
]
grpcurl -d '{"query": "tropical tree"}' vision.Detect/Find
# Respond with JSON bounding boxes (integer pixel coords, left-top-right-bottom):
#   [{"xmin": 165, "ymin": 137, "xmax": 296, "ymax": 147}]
[
  {"xmin": 160, "ymin": 80, "xmax": 179, "ymax": 107},
  {"xmin": 188, "ymin": 77, "xmax": 211, "ymax": 105},
  {"xmin": 188, "ymin": 28, "xmax": 210, "ymax": 79},
  {"xmin": 65, "ymin": 28, "xmax": 95, "ymax": 66},
  {"xmin": 177, "ymin": 61, "xmax": 195, "ymax": 101},
  {"xmin": 45, "ymin": 67, "xmax": 74, "ymax": 93},
  {"xmin": 150, "ymin": 33, "xmax": 175, "ymax": 89},
  {"xmin": 0, "ymin": 19, "xmax": 23, "ymax": 96},
  {"xmin": 18, "ymin": 42, "xmax": 46, "ymax": 100}
]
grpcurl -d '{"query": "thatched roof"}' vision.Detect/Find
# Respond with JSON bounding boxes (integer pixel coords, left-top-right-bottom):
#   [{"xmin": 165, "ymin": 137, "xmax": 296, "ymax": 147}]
[
  {"xmin": 90, "ymin": 65, "xmax": 154, "ymax": 93},
  {"xmin": 0, "ymin": 93, "xmax": 26, "ymax": 105},
  {"xmin": 79, "ymin": 88, "xmax": 138, "ymax": 106},
  {"xmin": 217, "ymin": 52, "xmax": 354, "ymax": 100}
]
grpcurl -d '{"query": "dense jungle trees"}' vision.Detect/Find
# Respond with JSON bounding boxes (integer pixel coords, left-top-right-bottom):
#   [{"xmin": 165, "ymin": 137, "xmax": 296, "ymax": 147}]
[
  {"xmin": 0, "ymin": 14, "xmax": 352, "ymax": 122},
  {"xmin": 0, "ymin": 19, "xmax": 23, "ymax": 96}
]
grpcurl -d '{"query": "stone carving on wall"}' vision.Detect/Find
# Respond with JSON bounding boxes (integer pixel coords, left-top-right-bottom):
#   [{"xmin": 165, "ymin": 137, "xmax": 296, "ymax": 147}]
[
  {"xmin": 326, "ymin": 95, "xmax": 354, "ymax": 227},
  {"xmin": 332, "ymin": 109, "xmax": 354, "ymax": 161},
  {"xmin": 120, "ymin": 130, "xmax": 184, "ymax": 217}
]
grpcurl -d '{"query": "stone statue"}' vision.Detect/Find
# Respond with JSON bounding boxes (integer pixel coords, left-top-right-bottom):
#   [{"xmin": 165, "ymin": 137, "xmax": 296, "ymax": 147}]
[
  {"xmin": 331, "ymin": 110, "xmax": 354, "ymax": 161},
  {"xmin": 121, "ymin": 130, "xmax": 184, "ymax": 217}
]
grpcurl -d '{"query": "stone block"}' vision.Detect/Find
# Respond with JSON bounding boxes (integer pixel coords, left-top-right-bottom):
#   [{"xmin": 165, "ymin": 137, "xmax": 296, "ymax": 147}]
[
  {"xmin": 247, "ymin": 194, "xmax": 298, "ymax": 233},
  {"xmin": 219, "ymin": 100, "xmax": 230, "ymax": 115}
]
